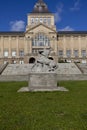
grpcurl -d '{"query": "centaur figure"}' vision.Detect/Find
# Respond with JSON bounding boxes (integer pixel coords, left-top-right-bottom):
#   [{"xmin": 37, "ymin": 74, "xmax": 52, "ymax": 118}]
[{"xmin": 31, "ymin": 47, "xmax": 58, "ymax": 72}]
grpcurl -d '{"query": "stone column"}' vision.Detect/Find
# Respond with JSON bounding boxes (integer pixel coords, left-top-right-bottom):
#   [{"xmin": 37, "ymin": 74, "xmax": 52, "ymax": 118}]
[
  {"xmin": 8, "ymin": 36, "xmax": 11, "ymax": 58},
  {"xmin": 29, "ymin": 38, "xmax": 32, "ymax": 54},
  {"xmin": 24, "ymin": 37, "xmax": 26, "ymax": 54},
  {"xmin": 78, "ymin": 36, "xmax": 81, "ymax": 58},
  {"xmin": 71, "ymin": 36, "xmax": 74, "ymax": 58},
  {"xmin": 63, "ymin": 36, "xmax": 66, "ymax": 58},
  {"xmin": 1, "ymin": 36, "xmax": 4, "ymax": 58},
  {"xmin": 86, "ymin": 36, "xmax": 87, "ymax": 57},
  {"xmin": 50, "ymin": 37, "xmax": 53, "ymax": 49},
  {"xmin": 54, "ymin": 38, "xmax": 58, "ymax": 55},
  {"xmin": 24, "ymin": 37, "xmax": 28, "ymax": 55},
  {"xmin": 23, "ymin": 37, "xmax": 27, "ymax": 63},
  {"xmin": 16, "ymin": 36, "xmax": 19, "ymax": 58}
]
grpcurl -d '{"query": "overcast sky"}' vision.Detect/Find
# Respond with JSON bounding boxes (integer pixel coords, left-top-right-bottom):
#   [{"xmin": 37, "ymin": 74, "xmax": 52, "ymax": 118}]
[{"xmin": 0, "ymin": 0, "xmax": 87, "ymax": 32}]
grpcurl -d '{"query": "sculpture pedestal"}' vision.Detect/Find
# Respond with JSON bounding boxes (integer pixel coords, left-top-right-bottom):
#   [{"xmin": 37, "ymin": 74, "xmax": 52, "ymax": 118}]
[
  {"xmin": 29, "ymin": 73, "xmax": 57, "ymax": 91},
  {"xmin": 18, "ymin": 73, "xmax": 68, "ymax": 92}
]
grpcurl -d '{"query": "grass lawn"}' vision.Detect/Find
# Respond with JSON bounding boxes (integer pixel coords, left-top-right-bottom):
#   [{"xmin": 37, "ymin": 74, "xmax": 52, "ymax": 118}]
[{"xmin": 0, "ymin": 81, "xmax": 87, "ymax": 130}]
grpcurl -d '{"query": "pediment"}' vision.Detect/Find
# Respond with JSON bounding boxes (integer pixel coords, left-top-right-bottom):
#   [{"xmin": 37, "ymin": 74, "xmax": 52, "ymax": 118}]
[{"xmin": 25, "ymin": 23, "xmax": 57, "ymax": 34}]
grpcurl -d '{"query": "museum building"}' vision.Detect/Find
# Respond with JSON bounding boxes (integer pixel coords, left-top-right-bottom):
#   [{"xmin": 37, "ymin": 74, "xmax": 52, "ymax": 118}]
[{"xmin": 0, "ymin": 0, "xmax": 87, "ymax": 64}]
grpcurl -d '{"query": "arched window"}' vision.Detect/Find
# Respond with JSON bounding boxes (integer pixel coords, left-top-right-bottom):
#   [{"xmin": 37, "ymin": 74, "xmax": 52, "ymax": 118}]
[
  {"xmin": 32, "ymin": 33, "xmax": 50, "ymax": 46},
  {"xmin": 29, "ymin": 57, "xmax": 36, "ymax": 64}
]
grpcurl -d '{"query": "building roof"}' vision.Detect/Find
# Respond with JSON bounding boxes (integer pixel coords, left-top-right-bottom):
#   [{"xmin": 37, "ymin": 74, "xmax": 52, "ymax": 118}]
[
  {"xmin": 32, "ymin": 0, "xmax": 51, "ymax": 14},
  {"xmin": 0, "ymin": 31, "xmax": 25, "ymax": 36},
  {"xmin": 58, "ymin": 31, "xmax": 87, "ymax": 34},
  {"xmin": 0, "ymin": 31, "xmax": 87, "ymax": 36},
  {"xmin": 58, "ymin": 31, "xmax": 87, "ymax": 36}
]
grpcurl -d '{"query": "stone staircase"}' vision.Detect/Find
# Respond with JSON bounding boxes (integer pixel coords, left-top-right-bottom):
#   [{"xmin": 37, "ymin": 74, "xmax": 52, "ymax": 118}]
[
  {"xmin": 2, "ymin": 63, "xmax": 82, "ymax": 75},
  {"xmin": 77, "ymin": 63, "xmax": 87, "ymax": 74},
  {"xmin": 57, "ymin": 63, "xmax": 82, "ymax": 74},
  {"xmin": 0, "ymin": 62, "xmax": 8, "ymax": 75},
  {"xmin": 2, "ymin": 64, "xmax": 33, "ymax": 75}
]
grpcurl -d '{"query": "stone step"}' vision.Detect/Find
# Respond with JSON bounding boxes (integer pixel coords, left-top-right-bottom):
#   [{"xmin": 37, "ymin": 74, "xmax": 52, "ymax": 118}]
[{"xmin": 18, "ymin": 86, "xmax": 69, "ymax": 92}]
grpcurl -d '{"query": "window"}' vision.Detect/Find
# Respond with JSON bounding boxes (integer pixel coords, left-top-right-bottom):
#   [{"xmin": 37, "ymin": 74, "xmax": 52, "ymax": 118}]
[
  {"xmin": 14, "ymin": 61, "xmax": 16, "ymax": 64},
  {"xmin": 35, "ymin": 18, "xmax": 38, "ymax": 23},
  {"xmin": 32, "ymin": 49, "xmax": 43, "ymax": 54},
  {"xmin": 43, "ymin": 18, "xmax": 47, "ymax": 24},
  {"xmin": 40, "ymin": 18, "xmax": 43, "ymax": 23},
  {"xmin": 81, "ymin": 50, "xmax": 86, "ymax": 57},
  {"xmin": 58, "ymin": 50, "xmax": 63, "ymax": 57},
  {"xmin": 4, "ymin": 36, "xmax": 8, "ymax": 39},
  {"xmin": 66, "ymin": 50, "xmax": 71, "ymax": 57},
  {"xmin": 48, "ymin": 18, "xmax": 51, "ymax": 25},
  {"xmin": 12, "ymin": 51, "xmax": 16, "ymax": 57},
  {"xmin": 67, "ymin": 60, "xmax": 71, "ymax": 63},
  {"xmin": 19, "ymin": 50, "xmax": 24, "ymax": 57},
  {"xmin": 74, "ymin": 50, "xmax": 79, "ymax": 57},
  {"xmin": 12, "ymin": 36, "xmax": 16, "ymax": 40},
  {"xmin": 12, "ymin": 60, "xmax": 16, "ymax": 64},
  {"xmin": 32, "ymin": 33, "xmax": 50, "ymax": 46},
  {"xmin": 20, "ymin": 60, "xmax": 24, "ymax": 64},
  {"xmin": 4, "ymin": 50, "xmax": 9, "ymax": 57},
  {"xmin": 31, "ymin": 18, "xmax": 34, "ymax": 24},
  {"xmin": 19, "ymin": 36, "xmax": 24, "ymax": 40},
  {"xmin": 32, "ymin": 49, "xmax": 38, "ymax": 53}
]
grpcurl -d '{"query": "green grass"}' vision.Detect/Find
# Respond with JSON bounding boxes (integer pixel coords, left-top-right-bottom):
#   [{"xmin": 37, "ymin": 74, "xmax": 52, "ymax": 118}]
[{"xmin": 0, "ymin": 81, "xmax": 87, "ymax": 130}]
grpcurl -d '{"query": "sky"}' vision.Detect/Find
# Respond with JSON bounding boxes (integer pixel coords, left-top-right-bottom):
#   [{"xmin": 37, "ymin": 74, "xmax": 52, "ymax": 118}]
[{"xmin": 0, "ymin": 0, "xmax": 87, "ymax": 32}]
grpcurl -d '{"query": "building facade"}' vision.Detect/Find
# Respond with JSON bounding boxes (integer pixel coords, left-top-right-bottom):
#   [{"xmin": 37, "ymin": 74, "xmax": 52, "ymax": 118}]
[{"xmin": 0, "ymin": 0, "xmax": 87, "ymax": 64}]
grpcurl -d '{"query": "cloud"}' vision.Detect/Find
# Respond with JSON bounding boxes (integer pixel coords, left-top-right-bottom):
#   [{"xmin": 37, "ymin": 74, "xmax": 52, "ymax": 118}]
[
  {"xmin": 10, "ymin": 20, "xmax": 25, "ymax": 31},
  {"xmin": 58, "ymin": 26, "xmax": 74, "ymax": 31},
  {"xmin": 54, "ymin": 3, "xmax": 63, "ymax": 23},
  {"xmin": 70, "ymin": 0, "xmax": 80, "ymax": 11}
]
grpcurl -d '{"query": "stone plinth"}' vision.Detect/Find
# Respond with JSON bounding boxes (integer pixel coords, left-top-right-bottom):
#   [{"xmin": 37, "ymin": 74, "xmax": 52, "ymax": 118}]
[{"xmin": 29, "ymin": 73, "xmax": 57, "ymax": 91}]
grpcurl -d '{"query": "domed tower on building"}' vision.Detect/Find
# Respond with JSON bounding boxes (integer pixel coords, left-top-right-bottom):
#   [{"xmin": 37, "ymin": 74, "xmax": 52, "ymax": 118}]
[{"xmin": 25, "ymin": 0, "xmax": 58, "ymax": 63}]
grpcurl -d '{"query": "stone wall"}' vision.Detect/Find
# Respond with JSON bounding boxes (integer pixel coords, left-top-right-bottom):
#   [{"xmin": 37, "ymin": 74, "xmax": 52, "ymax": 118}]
[
  {"xmin": 57, "ymin": 74, "xmax": 87, "ymax": 81},
  {"xmin": 0, "ymin": 74, "xmax": 87, "ymax": 82},
  {"xmin": 0, "ymin": 75, "xmax": 28, "ymax": 82}
]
